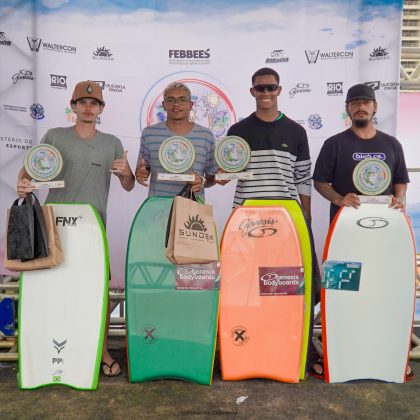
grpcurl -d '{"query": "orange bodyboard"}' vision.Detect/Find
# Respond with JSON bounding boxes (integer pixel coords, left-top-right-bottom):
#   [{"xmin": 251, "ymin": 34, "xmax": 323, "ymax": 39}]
[{"xmin": 219, "ymin": 206, "xmax": 304, "ymax": 382}]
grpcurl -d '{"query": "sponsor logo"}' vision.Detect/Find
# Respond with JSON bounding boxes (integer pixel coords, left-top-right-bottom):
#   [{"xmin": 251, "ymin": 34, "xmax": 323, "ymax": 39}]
[
  {"xmin": 322, "ymin": 261, "xmax": 362, "ymax": 291},
  {"xmin": 169, "ymin": 48, "xmax": 210, "ymax": 65},
  {"xmin": 175, "ymin": 262, "xmax": 219, "ymax": 290},
  {"xmin": 327, "ymin": 82, "xmax": 343, "ymax": 96},
  {"xmin": 369, "ymin": 46, "xmax": 389, "ymax": 61},
  {"xmin": 364, "ymin": 80, "xmax": 399, "ymax": 91},
  {"xmin": 259, "ymin": 266, "xmax": 304, "ymax": 296},
  {"xmin": 356, "ymin": 217, "xmax": 389, "ymax": 229},
  {"xmin": 353, "ymin": 152, "xmax": 386, "ymax": 161},
  {"xmin": 289, "ymin": 82, "xmax": 311, "ymax": 98},
  {"xmin": 29, "ymin": 103, "xmax": 45, "ymax": 120},
  {"xmin": 307, "ymin": 113, "xmax": 323, "ymax": 129},
  {"xmin": 52, "ymin": 357, "xmax": 64, "ymax": 364},
  {"xmin": 27, "ymin": 36, "xmax": 76, "ymax": 53},
  {"xmin": 239, "ymin": 217, "xmax": 278, "ymax": 238},
  {"xmin": 12, "ymin": 69, "xmax": 35, "ymax": 84},
  {"xmin": 53, "ymin": 339, "xmax": 67, "ymax": 354},
  {"xmin": 305, "ymin": 49, "xmax": 353, "ymax": 63},
  {"xmin": 92, "ymin": 46, "xmax": 114, "ymax": 61},
  {"xmin": 27, "ymin": 37, "xmax": 42, "ymax": 51},
  {"xmin": 93, "ymin": 80, "xmax": 126, "ymax": 93},
  {"xmin": 0, "ymin": 135, "xmax": 32, "ymax": 150},
  {"xmin": 265, "ymin": 49, "xmax": 289, "ymax": 63},
  {"xmin": 142, "ymin": 324, "xmax": 158, "ymax": 344},
  {"xmin": 0, "ymin": 31, "xmax": 12, "ymax": 46},
  {"xmin": 56, "ymin": 216, "xmax": 82, "ymax": 227},
  {"xmin": 178, "ymin": 215, "xmax": 215, "ymax": 242},
  {"xmin": 50, "ymin": 74, "xmax": 67, "ymax": 89},
  {"xmin": 231, "ymin": 326, "xmax": 249, "ymax": 346}
]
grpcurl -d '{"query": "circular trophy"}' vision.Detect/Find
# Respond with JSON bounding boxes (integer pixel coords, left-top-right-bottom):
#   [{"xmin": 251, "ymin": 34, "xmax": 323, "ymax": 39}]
[
  {"xmin": 215, "ymin": 136, "xmax": 251, "ymax": 172},
  {"xmin": 352, "ymin": 158, "xmax": 391, "ymax": 196},
  {"xmin": 159, "ymin": 136, "xmax": 195, "ymax": 174},
  {"xmin": 24, "ymin": 144, "xmax": 63, "ymax": 182}
]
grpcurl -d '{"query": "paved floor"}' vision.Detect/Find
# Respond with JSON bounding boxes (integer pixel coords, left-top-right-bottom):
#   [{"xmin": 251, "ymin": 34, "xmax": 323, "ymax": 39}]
[{"xmin": 1, "ymin": 335, "xmax": 420, "ymax": 420}]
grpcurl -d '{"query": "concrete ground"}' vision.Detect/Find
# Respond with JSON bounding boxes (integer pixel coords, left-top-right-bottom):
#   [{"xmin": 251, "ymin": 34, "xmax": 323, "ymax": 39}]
[{"xmin": 1, "ymin": 335, "xmax": 420, "ymax": 420}]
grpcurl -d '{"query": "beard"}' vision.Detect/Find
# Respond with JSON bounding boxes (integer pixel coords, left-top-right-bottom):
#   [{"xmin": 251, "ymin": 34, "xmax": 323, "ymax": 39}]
[{"xmin": 353, "ymin": 118, "xmax": 369, "ymax": 128}]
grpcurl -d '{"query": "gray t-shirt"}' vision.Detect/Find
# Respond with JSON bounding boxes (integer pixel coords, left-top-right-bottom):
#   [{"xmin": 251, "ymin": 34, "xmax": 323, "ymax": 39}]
[
  {"xmin": 41, "ymin": 127, "xmax": 124, "ymax": 224},
  {"xmin": 137, "ymin": 122, "xmax": 217, "ymax": 199}
]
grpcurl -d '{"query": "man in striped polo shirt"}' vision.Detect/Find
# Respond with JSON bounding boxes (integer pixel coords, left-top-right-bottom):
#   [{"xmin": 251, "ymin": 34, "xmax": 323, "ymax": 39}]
[
  {"xmin": 135, "ymin": 81, "xmax": 217, "ymax": 199},
  {"xmin": 226, "ymin": 67, "xmax": 312, "ymax": 221}
]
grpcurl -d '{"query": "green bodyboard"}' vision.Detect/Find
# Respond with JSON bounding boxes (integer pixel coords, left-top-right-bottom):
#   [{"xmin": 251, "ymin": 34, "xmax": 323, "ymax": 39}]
[
  {"xmin": 126, "ymin": 196, "xmax": 219, "ymax": 384},
  {"xmin": 243, "ymin": 199, "xmax": 314, "ymax": 379}
]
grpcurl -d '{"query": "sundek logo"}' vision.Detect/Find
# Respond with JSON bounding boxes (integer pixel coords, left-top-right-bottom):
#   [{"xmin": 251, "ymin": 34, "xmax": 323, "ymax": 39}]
[
  {"xmin": 239, "ymin": 217, "xmax": 278, "ymax": 238},
  {"xmin": 178, "ymin": 215, "xmax": 215, "ymax": 242},
  {"xmin": 353, "ymin": 152, "xmax": 386, "ymax": 161},
  {"xmin": 56, "ymin": 216, "xmax": 82, "ymax": 227}
]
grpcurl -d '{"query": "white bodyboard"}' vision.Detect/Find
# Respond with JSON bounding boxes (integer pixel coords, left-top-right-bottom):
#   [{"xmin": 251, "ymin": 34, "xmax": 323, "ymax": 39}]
[
  {"xmin": 19, "ymin": 204, "xmax": 108, "ymax": 390},
  {"xmin": 323, "ymin": 204, "xmax": 416, "ymax": 383}
]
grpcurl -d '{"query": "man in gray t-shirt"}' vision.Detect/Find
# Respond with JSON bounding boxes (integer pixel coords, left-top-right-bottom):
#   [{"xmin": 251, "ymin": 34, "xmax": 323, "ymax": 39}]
[
  {"xmin": 17, "ymin": 80, "xmax": 135, "ymax": 378},
  {"xmin": 136, "ymin": 81, "xmax": 217, "ymax": 198}
]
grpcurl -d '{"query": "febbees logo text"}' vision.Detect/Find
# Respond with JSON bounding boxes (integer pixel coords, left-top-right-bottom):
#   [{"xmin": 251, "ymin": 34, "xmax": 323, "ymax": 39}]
[{"xmin": 178, "ymin": 215, "xmax": 215, "ymax": 242}]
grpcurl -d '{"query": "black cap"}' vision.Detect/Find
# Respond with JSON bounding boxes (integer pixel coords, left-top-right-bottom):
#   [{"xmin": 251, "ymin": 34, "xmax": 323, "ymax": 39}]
[{"xmin": 345, "ymin": 84, "xmax": 376, "ymax": 103}]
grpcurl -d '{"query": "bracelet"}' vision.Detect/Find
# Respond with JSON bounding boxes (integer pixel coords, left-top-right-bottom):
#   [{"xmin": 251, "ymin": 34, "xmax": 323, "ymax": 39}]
[{"xmin": 200, "ymin": 175, "xmax": 206, "ymax": 188}]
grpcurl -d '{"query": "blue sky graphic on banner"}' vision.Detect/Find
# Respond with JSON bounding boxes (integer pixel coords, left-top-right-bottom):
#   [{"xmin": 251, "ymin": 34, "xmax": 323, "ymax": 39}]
[{"xmin": 0, "ymin": 0, "xmax": 404, "ymax": 287}]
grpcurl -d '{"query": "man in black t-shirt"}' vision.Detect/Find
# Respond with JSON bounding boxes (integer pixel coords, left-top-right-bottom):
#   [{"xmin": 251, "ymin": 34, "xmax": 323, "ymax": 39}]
[{"xmin": 313, "ymin": 84, "xmax": 409, "ymax": 223}]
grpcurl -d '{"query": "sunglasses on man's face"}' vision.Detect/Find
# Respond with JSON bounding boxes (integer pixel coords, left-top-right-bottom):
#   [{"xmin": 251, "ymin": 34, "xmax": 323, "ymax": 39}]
[{"xmin": 253, "ymin": 84, "xmax": 279, "ymax": 92}]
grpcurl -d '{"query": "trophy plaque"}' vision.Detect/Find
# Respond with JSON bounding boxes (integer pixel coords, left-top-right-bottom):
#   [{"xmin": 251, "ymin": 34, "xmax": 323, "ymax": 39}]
[
  {"xmin": 215, "ymin": 136, "xmax": 253, "ymax": 181},
  {"xmin": 158, "ymin": 136, "xmax": 196, "ymax": 182},
  {"xmin": 352, "ymin": 158, "xmax": 391, "ymax": 196},
  {"xmin": 24, "ymin": 144, "xmax": 65, "ymax": 189}
]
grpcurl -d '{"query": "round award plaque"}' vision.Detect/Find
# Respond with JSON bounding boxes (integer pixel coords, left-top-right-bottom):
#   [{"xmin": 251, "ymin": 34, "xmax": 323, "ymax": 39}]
[
  {"xmin": 159, "ymin": 136, "xmax": 195, "ymax": 173},
  {"xmin": 352, "ymin": 158, "xmax": 391, "ymax": 196},
  {"xmin": 24, "ymin": 144, "xmax": 63, "ymax": 182},
  {"xmin": 215, "ymin": 136, "xmax": 251, "ymax": 173}
]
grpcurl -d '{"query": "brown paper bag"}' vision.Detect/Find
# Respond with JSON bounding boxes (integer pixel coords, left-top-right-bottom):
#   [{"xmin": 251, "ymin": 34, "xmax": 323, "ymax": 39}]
[
  {"xmin": 166, "ymin": 194, "xmax": 218, "ymax": 265},
  {"xmin": 4, "ymin": 206, "xmax": 64, "ymax": 271}
]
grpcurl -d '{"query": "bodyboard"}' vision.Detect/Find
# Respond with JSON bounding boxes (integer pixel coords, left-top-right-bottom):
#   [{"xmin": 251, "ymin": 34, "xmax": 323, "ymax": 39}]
[
  {"xmin": 19, "ymin": 204, "xmax": 108, "ymax": 390},
  {"xmin": 243, "ymin": 199, "xmax": 314, "ymax": 379},
  {"xmin": 126, "ymin": 196, "xmax": 219, "ymax": 384},
  {"xmin": 219, "ymin": 206, "xmax": 305, "ymax": 382},
  {"xmin": 322, "ymin": 204, "xmax": 416, "ymax": 383}
]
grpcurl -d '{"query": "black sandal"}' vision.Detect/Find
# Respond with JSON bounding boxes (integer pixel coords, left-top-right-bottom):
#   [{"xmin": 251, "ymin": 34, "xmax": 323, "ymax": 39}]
[{"xmin": 101, "ymin": 360, "xmax": 121, "ymax": 377}]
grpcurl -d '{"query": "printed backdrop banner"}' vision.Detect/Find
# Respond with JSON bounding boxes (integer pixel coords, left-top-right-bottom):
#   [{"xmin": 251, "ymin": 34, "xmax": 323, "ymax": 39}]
[{"xmin": 0, "ymin": 0, "xmax": 404, "ymax": 288}]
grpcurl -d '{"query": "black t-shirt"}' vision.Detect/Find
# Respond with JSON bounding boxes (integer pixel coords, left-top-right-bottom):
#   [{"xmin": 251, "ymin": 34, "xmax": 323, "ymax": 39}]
[{"xmin": 313, "ymin": 129, "xmax": 409, "ymax": 222}]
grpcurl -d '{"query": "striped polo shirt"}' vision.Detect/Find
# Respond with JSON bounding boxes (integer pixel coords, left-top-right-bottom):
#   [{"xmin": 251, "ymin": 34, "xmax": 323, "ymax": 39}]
[{"xmin": 228, "ymin": 112, "xmax": 312, "ymax": 207}]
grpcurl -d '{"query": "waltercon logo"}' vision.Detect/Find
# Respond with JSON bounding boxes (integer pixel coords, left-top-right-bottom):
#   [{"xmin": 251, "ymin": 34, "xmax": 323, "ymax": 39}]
[
  {"xmin": 327, "ymin": 82, "xmax": 343, "ymax": 96},
  {"xmin": 178, "ymin": 215, "xmax": 215, "ymax": 242},
  {"xmin": 50, "ymin": 74, "xmax": 67, "ymax": 89},
  {"xmin": 356, "ymin": 217, "xmax": 389, "ymax": 229},
  {"xmin": 142, "ymin": 324, "xmax": 158, "ymax": 344},
  {"xmin": 289, "ymin": 83, "xmax": 311, "ymax": 98},
  {"xmin": 306, "ymin": 49, "xmax": 353, "ymax": 63},
  {"xmin": 26, "ymin": 36, "xmax": 76, "ymax": 53},
  {"xmin": 56, "ymin": 216, "xmax": 82, "ymax": 227},
  {"xmin": 93, "ymin": 46, "xmax": 114, "ymax": 61},
  {"xmin": 369, "ymin": 46, "xmax": 389, "ymax": 61},
  {"xmin": 239, "ymin": 217, "xmax": 278, "ymax": 238},
  {"xmin": 169, "ymin": 49, "xmax": 210, "ymax": 64},
  {"xmin": 0, "ymin": 32, "xmax": 11, "ymax": 46},
  {"xmin": 266, "ymin": 49, "xmax": 289, "ymax": 64},
  {"xmin": 12, "ymin": 69, "xmax": 35, "ymax": 84}
]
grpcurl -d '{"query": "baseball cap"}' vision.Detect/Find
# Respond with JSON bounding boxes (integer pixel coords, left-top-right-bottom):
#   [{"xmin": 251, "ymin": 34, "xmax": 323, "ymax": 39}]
[
  {"xmin": 71, "ymin": 81, "xmax": 104, "ymax": 105},
  {"xmin": 345, "ymin": 84, "xmax": 376, "ymax": 103}
]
